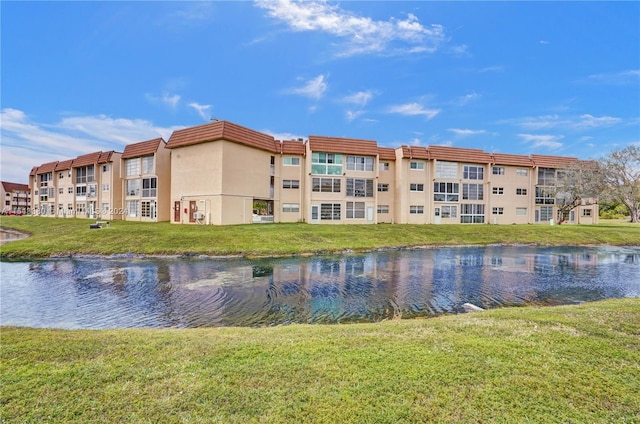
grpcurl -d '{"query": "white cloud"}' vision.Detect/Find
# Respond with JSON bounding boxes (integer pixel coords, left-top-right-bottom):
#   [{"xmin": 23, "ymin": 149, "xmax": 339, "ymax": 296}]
[
  {"xmin": 0, "ymin": 108, "xmax": 181, "ymax": 183},
  {"xmin": 387, "ymin": 102, "xmax": 440, "ymax": 120},
  {"xmin": 583, "ymin": 69, "xmax": 639, "ymax": 85},
  {"xmin": 453, "ymin": 92, "xmax": 480, "ymax": 106},
  {"xmin": 345, "ymin": 110, "xmax": 365, "ymax": 122},
  {"xmin": 517, "ymin": 133, "xmax": 564, "ymax": 150},
  {"xmin": 261, "ymin": 130, "xmax": 304, "ymax": 141},
  {"xmin": 511, "ymin": 114, "xmax": 622, "ymax": 131},
  {"xmin": 188, "ymin": 102, "xmax": 213, "ymax": 120},
  {"xmin": 448, "ymin": 128, "xmax": 486, "ymax": 137},
  {"xmin": 288, "ymin": 75, "xmax": 328, "ymax": 100},
  {"xmin": 477, "ymin": 65, "xmax": 505, "ymax": 73},
  {"xmin": 256, "ymin": 0, "xmax": 446, "ymax": 57},
  {"xmin": 341, "ymin": 90, "xmax": 374, "ymax": 107}
]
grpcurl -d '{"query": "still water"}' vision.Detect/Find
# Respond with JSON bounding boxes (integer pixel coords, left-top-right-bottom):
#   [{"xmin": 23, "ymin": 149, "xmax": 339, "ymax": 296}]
[{"xmin": 1, "ymin": 245, "xmax": 639, "ymax": 329}]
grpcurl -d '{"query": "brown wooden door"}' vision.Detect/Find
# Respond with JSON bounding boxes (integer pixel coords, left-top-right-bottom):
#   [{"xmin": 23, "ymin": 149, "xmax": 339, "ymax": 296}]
[{"xmin": 174, "ymin": 201, "xmax": 180, "ymax": 222}]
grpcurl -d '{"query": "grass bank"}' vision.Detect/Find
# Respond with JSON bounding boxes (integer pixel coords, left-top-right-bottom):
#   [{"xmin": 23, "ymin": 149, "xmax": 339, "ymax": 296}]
[
  {"xmin": 1, "ymin": 216, "xmax": 638, "ymax": 259},
  {"xmin": 1, "ymin": 299, "xmax": 639, "ymax": 423}
]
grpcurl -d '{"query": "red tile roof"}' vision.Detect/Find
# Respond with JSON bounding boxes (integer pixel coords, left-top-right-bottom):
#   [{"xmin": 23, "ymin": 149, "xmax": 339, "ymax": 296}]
[
  {"xmin": 531, "ymin": 154, "xmax": 579, "ymax": 168},
  {"xmin": 308, "ymin": 135, "xmax": 378, "ymax": 156},
  {"xmin": 55, "ymin": 159, "xmax": 74, "ymax": 171},
  {"xmin": 30, "ymin": 166, "xmax": 39, "ymax": 177},
  {"xmin": 166, "ymin": 121, "xmax": 276, "ymax": 152},
  {"xmin": 98, "ymin": 151, "xmax": 116, "ymax": 164},
  {"xmin": 36, "ymin": 161, "xmax": 59, "ymax": 174},
  {"xmin": 398, "ymin": 145, "xmax": 430, "ymax": 159},
  {"xmin": 429, "ymin": 145, "xmax": 492, "ymax": 163},
  {"xmin": 277, "ymin": 140, "xmax": 306, "ymax": 155},
  {"xmin": 73, "ymin": 152, "xmax": 103, "ymax": 168},
  {"xmin": 122, "ymin": 138, "xmax": 164, "ymax": 159},
  {"xmin": 378, "ymin": 147, "xmax": 396, "ymax": 161},
  {"xmin": 1, "ymin": 181, "xmax": 30, "ymax": 192},
  {"xmin": 491, "ymin": 153, "xmax": 534, "ymax": 167}
]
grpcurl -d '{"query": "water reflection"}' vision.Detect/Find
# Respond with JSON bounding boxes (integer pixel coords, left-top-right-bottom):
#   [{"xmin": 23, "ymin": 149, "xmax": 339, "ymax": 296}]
[{"xmin": 1, "ymin": 245, "xmax": 639, "ymax": 329}]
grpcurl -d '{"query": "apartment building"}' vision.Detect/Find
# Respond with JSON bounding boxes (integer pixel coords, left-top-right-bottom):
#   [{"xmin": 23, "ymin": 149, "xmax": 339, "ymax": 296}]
[
  {"xmin": 121, "ymin": 138, "xmax": 171, "ymax": 222},
  {"xmin": 1, "ymin": 181, "xmax": 31, "ymax": 214},
  {"xmin": 27, "ymin": 119, "xmax": 598, "ymax": 225},
  {"xmin": 30, "ymin": 151, "xmax": 123, "ymax": 220}
]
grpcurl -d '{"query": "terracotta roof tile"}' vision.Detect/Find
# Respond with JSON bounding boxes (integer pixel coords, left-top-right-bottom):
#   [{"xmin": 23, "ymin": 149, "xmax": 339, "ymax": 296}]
[
  {"xmin": 122, "ymin": 138, "xmax": 164, "ymax": 159},
  {"xmin": 308, "ymin": 135, "xmax": 378, "ymax": 156},
  {"xmin": 531, "ymin": 154, "xmax": 579, "ymax": 168},
  {"xmin": 398, "ymin": 145, "xmax": 430, "ymax": 159},
  {"xmin": 166, "ymin": 121, "xmax": 276, "ymax": 152},
  {"xmin": 36, "ymin": 161, "xmax": 59, "ymax": 174},
  {"xmin": 55, "ymin": 159, "xmax": 74, "ymax": 171},
  {"xmin": 1, "ymin": 181, "xmax": 30, "ymax": 192},
  {"xmin": 491, "ymin": 153, "xmax": 534, "ymax": 167},
  {"xmin": 378, "ymin": 147, "xmax": 396, "ymax": 161},
  {"xmin": 30, "ymin": 166, "xmax": 39, "ymax": 177},
  {"xmin": 73, "ymin": 152, "xmax": 103, "ymax": 168},
  {"xmin": 277, "ymin": 140, "xmax": 306, "ymax": 155},
  {"xmin": 98, "ymin": 151, "xmax": 117, "ymax": 164},
  {"xmin": 429, "ymin": 145, "xmax": 492, "ymax": 163}
]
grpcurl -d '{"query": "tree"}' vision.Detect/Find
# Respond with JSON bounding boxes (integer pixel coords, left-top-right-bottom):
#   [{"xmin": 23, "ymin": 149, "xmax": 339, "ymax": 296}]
[
  {"xmin": 599, "ymin": 145, "xmax": 640, "ymax": 223},
  {"xmin": 554, "ymin": 161, "xmax": 602, "ymax": 224}
]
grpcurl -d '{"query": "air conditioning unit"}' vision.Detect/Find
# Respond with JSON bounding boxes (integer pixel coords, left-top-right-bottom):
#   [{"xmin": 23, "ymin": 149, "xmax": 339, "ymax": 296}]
[{"xmin": 194, "ymin": 212, "xmax": 205, "ymax": 220}]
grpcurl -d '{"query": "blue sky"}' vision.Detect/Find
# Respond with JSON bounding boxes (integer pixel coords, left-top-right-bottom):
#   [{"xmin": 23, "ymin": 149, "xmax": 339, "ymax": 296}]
[{"xmin": 1, "ymin": 1, "xmax": 638, "ymax": 184}]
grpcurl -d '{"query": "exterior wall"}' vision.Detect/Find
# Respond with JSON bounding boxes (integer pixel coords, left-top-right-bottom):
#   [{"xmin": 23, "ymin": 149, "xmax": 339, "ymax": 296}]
[
  {"xmin": 55, "ymin": 168, "xmax": 75, "ymax": 218},
  {"xmin": 1, "ymin": 183, "xmax": 31, "ymax": 214},
  {"xmin": 276, "ymin": 154, "xmax": 305, "ymax": 223},
  {"xmin": 122, "ymin": 148, "xmax": 168, "ymax": 222},
  {"xmin": 103, "ymin": 158, "xmax": 123, "ymax": 220},
  {"xmin": 487, "ymin": 165, "xmax": 534, "ymax": 224},
  {"xmin": 155, "ymin": 143, "xmax": 171, "ymax": 222},
  {"xmin": 376, "ymin": 159, "xmax": 395, "ymax": 223}
]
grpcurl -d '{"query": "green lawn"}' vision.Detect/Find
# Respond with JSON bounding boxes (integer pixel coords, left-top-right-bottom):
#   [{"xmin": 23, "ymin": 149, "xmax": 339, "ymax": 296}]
[
  {"xmin": 1, "ymin": 216, "xmax": 638, "ymax": 258},
  {"xmin": 2, "ymin": 299, "xmax": 639, "ymax": 423}
]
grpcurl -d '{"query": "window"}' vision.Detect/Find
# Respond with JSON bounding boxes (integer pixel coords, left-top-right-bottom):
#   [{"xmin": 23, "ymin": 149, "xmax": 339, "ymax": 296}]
[
  {"xmin": 102, "ymin": 165, "xmax": 109, "ymax": 172},
  {"xmin": 379, "ymin": 162, "xmax": 389, "ymax": 171},
  {"xmin": 435, "ymin": 161, "xmax": 457, "ymax": 179},
  {"xmin": 535, "ymin": 187, "xmax": 555, "ymax": 204},
  {"xmin": 87, "ymin": 185, "xmax": 97, "ymax": 198},
  {"xmin": 68, "ymin": 204, "xmax": 73, "ymax": 214},
  {"xmin": 142, "ymin": 177, "xmax": 157, "ymax": 197},
  {"xmin": 142, "ymin": 156, "xmax": 154, "ymax": 174},
  {"xmin": 582, "ymin": 209, "xmax": 592, "ymax": 217},
  {"xmin": 102, "ymin": 184, "xmax": 109, "ymax": 192},
  {"xmin": 538, "ymin": 206, "xmax": 553, "ymax": 222},
  {"xmin": 126, "ymin": 179, "xmax": 141, "ymax": 196},
  {"xmin": 320, "ymin": 203, "xmax": 341, "ymax": 220},
  {"xmin": 410, "ymin": 183, "xmax": 424, "ymax": 192},
  {"xmin": 68, "ymin": 187, "xmax": 73, "ymax": 194},
  {"xmin": 377, "ymin": 183, "xmax": 389, "ymax": 192},
  {"xmin": 125, "ymin": 158, "xmax": 140, "ymax": 177},
  {"xmin": 283, "ymin": 180, "xmax": 300, "ymax": 189},
  {"xmin": 59, "ymin": 172, "xmax": 64, "ymax": 179},
  {"xmin": 346, "ymin": 156, "xmax": 374, "ymax": 171},
  {"xmin": 75, "ymin": 166, "xmax": 94, "ymax": 184},
  {"xmin": 433, "ymin": 182, "xmax": 459, "ymax": 202},
  {"xmin": 77, "ymin": 203, "xmax": 86, "ymax": 214},
  {"xmin": 377, "ymin": 205, "xmax": 389, "ymax": 214},
  {"xmin": 346, "ymin": 201, "xmax": 365, "ymax": 219},
  {"xmin": 492, "ymin": 207, "xmax": 504, "ymax": 215},
  {"xmin": 537, "ymin": 168, "xmax": 556, "ymax": 186},
  {"xmin": 126, "ymin": 200, "xmax": 139, "ymax": 217},
  {"xmin": 516, "ymin": 168, "xmax": 528, "ymax": 177},
  {"xmin": 460, "ymin": 204, "xmax": 485, "ymax": 223},
  {"xmin": 492, "ymin": 187, "xmax": 504, "ymax": 195},
  {"xmin": 76, "ymin": 186, "xmax": 87, "ymax": 197},
  {"xmin": 283, "ymin": 157, "xmax": 300, "ymax": 166},
  {"xmin": 410, "ymin": 161, "xmax": 425, "ymax": 170},
  {"xmin": 141, "ymin": 201, "xmax": 156, "ymax": 218},
  {"xmin": 101, "ymin": 203, "xmax": 109, "ymax": 214},
  {"xmin": 492, "ymin": 166, "xmax": 505, "ymax": 175},
  {"xmin": 409, "ymin": 205, "xmax": 424, "ymax": 214},
  {"xmin": 312, "ymin": 178, "xmax": 341, "ymax": 193},
  {"xmin": 346, "ymin": 178, "xmax": 374, "ymax": 197},
  {"xmin": 462, "ymin": 184, "xmax": 484, "ymax": 200},
  {"xmin": 58, "ymin": 188, "xmax": 64, "ymax": 194},
  {"xmin": 516, "ymin": 207, "xmax": 527, "ymax": 216},
  {"xmin": 516, "ymin": 188, "xmax": 527, "ymax": 196},
  {"xmin": 283, "ymin": 203, "xmax": 300, "ymax": 213},
  {"xmin": 441, "ymin": 205, "xmax": 457, "ymax": 218},
  {"xmin": 463, "ymin": 165, "xmax": 484, "ymax": 180},
  {"xmin": 311, "ymin": 152, "xmax": 343, "ymax": 175}
]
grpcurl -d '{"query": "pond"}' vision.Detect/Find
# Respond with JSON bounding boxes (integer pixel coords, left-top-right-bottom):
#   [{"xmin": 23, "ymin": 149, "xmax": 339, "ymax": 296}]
[{"xmin": 1, "ymin": 245, "xmax": 639, "ymax": 329}]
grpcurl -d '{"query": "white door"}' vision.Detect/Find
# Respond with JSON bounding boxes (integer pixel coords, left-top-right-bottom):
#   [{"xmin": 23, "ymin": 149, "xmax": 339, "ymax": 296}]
[
  {"xmin": 367, "ymin": 206, "xmax": 374, "ymax": 223},
  {"xmin": 434, "ymin": 207, "xmax": 442, "ymax": 224},
  {"xmin": 310, "ymin": 205, "xmax": 319, "ymax": 224}
]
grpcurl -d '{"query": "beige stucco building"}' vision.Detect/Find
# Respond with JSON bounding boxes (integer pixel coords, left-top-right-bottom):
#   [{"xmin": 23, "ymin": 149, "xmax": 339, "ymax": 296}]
[
  {"xmin": 27, "ymin": 119, "xmax": 598, "ymax": 225},
  {"xmin": 1, "ymin": 181, "xmax": 30, "ymax": 214}
]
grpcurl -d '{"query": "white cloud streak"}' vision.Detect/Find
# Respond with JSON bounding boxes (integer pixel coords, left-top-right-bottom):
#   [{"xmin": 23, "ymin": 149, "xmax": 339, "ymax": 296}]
[
  {"xmin": 188, "ymin": 102, "xmax": 213, "ymax": 120},
  {"xmin": 256, "ymin": 0, "xmax": 446, "ymax": 57},
  {"xmin": 448, "ymin": 128, "xmax": 486, "ymax": 137},
  {"xmin": 288, "ymin": 75, "xmax": 328, "ymax": 99},
  {"xmin": 510, "ymin": 114, "xmax": 622, "ymax": 131},
  {"xmin": 517, "ymin": 133, "xmax": 564, "ymax": 150},
  {"xmin": 387, "ymin": 102, "xmax": 440, "ymax": 120},
  {"xmin": 0, "ymin": 108, "xmax": 181, "ymax": 183}
]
